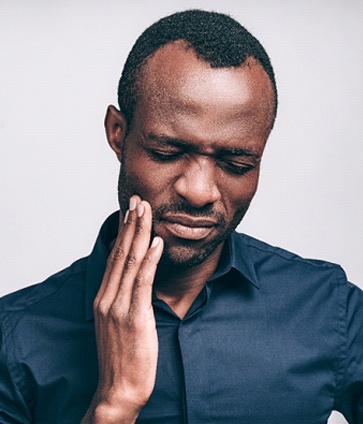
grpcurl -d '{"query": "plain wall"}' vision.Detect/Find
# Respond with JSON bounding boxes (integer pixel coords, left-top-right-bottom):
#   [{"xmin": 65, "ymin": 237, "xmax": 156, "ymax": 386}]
[{"xmin": 1, "ymin": 2, "xmax": 362, "ymax": 423}]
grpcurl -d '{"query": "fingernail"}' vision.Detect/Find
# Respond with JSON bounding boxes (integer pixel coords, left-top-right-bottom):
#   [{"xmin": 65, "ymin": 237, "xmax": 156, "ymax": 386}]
[
  {"xmin": 137, "ymin": 203, "xmax": 144, "ymax": 217},
  {"xmin": 151, "ymin": 237, "xmax": 161, "ymax": 248},
  {"xmin": 129, "ymin": 197, "xmax": 137, "ymax": 211},
  {"xmin": 123, "ymin": 210, "xmax": 129, "ymax": 224}
]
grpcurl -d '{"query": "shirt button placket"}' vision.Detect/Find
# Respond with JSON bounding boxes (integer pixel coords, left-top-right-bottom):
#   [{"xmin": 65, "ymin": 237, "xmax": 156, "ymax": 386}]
[{"xmin": 178, "ymin": 317, "xmax": 208, "ymax": 424}]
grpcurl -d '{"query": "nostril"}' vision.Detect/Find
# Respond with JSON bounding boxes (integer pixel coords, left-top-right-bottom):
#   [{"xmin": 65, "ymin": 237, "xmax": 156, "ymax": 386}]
[{"xmin": 173, "ymin": 173, "xmax": 221, "ymax": 208}]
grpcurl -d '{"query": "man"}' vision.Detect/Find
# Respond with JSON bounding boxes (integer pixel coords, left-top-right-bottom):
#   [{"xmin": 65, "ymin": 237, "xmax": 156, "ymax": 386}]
[{"xmin": 0, "ymin": 9, "xmax": 362, "ymax": 424}]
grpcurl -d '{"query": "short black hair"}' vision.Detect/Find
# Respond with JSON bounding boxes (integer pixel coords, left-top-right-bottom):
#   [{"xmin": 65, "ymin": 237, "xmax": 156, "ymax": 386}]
[{"xmin": 118, "ymin": 9, "xmax": 278, "ymax": 128}]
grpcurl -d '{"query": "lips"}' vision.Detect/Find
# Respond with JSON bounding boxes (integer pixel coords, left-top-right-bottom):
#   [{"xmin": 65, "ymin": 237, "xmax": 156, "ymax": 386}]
[{"xmin": 161, "ymin": 214, "xmax": 217, "ymax": 241}]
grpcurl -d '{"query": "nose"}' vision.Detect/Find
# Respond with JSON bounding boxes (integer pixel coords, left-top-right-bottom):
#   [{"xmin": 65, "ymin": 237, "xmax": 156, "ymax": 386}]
[{"xmin": 173, "ymin": 157, "xmax": 221, "ymax": 208}]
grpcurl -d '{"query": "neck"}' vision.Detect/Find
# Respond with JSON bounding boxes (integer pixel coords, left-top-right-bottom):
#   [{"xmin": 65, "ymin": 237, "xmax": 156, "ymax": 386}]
[{"xmin": 154, "ymin": 243, "xmax": 224, "ymax": 319}]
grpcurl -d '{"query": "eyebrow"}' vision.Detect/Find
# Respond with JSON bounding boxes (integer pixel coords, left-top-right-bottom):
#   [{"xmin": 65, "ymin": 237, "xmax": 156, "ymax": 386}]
[
  {"xmin": 144, "ymin": 132, "xmax": 261, "ymax": 159},
  {"xmin": 145, "ymin": 133, "xmax": 189, "ymax": 148}
]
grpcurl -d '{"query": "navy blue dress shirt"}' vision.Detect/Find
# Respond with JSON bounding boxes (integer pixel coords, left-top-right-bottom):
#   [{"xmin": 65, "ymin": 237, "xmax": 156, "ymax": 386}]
[{"xmin": 0, "ymin": 212, "xmax": 362, "ymax": 423}]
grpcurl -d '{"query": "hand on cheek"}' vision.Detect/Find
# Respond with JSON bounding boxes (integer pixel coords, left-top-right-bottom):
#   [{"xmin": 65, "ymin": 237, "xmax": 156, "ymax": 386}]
[{"xmin": 82, "ymin": 195, "xmax": 164, "ymax": 424}]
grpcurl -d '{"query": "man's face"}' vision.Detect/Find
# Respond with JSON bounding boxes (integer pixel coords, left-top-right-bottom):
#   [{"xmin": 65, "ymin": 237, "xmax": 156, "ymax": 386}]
[{"xmin": 116, "ymin": 41, "xmax": 275, "ymax": 268}]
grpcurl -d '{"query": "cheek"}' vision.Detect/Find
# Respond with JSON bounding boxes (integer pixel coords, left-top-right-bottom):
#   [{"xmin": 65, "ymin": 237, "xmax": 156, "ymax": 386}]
[
  {"xmin": 221, "ymin": 171, "xmax": 260, "ymax": 217},
  {"xmin": 123, "ymin": 152, "xmax": 174, "ymax": 200}
]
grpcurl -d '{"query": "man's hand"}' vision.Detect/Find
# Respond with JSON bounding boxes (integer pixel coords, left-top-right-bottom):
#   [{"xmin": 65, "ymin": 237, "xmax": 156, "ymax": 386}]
[{"xmin": 82, "ymin": 196, "xmax": 164, "ymax": 423}]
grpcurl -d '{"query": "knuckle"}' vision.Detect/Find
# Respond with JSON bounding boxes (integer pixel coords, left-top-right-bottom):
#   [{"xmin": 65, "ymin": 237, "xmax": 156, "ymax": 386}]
[
  {"xmin": 134, "ymin": 273, "xmax": 146, "ymax": 287},
  {"xmin": 94, "ymin": 300, "xmax": 109, "ymax": 318},
  {"xmin": 109, "ymin": 305, "xmax": 125, "ymax": 322},
  {"xmin": 134, "ymin": 223, "xmax": 146, "ymax": 236},
  {"xmin": 124, "ymin": 254, "xmax": 139, "ymax": 270},
  {"xmin": 109, "ymin": 245, "xmax": 126, "ymax": 263},
  {"xmin": 113, "ymin": 311, "xmax": 134, "ymax": 332},
  {"xmin": 142, "ymin": 253, "xmax": 152, "ymax": 264},
  {"xmin": 142, "ymin": 254, "xmax": 158, "ymax": 271},
  {"xmin": 123, "ymin": 216, "xmax": 134, "ymax": 228},
  {"xmin": 142, "ymin": 254, "xmax": 155, "ymax": 266},
  {"xmin": 125, "ymin": 209, "xmax": 137, "ymax": 225}
]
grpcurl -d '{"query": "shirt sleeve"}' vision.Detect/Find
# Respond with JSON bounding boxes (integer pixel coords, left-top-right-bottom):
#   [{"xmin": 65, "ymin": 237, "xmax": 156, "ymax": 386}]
[
  {"xmin": 0, "ymin": 317, "xmax": 32, "ymax": 424},
  {"xmin": 334, "ymin": 275, "xmax": 363, "ymax": 423}
]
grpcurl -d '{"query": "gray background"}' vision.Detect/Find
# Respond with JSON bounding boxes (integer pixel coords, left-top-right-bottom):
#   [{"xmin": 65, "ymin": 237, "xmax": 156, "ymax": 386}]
[{"xmin": 1, "ymin": 1, "xmax": 362, "ymax": 422}]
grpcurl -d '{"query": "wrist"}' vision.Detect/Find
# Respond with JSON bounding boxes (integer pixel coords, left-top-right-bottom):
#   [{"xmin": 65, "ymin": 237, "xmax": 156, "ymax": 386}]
[
  {"xmin": 82, "ymin": 395, "xmax": 144, "ymax": 424},
  {"xmin": 91, "ymin": 402, "xmax": 140, "ymax": 424}
]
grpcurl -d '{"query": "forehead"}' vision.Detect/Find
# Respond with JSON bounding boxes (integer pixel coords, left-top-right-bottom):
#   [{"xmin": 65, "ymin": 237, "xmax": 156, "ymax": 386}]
[
  {"xmin": 133, "ymin": 41, "xmax": 275, "ymax": 144},
  {"xmin": 139, "ymin": 41, "xmax": 273, "ymax": 107}
]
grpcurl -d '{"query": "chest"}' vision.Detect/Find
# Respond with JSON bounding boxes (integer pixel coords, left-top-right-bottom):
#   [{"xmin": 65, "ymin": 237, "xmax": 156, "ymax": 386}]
[{"xmin": 139, "ymin": 287, "xmax": 338, "ymax": 424}]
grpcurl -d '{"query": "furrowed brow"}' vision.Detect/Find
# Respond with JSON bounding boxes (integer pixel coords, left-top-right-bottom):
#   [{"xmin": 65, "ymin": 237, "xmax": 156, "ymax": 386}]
[
  {"xmin": 145, "ymin": 132, "xmax": 188, "ymax": 148},
  {"xmin": 217, "ymin": 147, "xmax": 261, "ymax": 160},
  {"xmin": 145, "ymin": 132, "xmax": 260, "ymax": 159}
]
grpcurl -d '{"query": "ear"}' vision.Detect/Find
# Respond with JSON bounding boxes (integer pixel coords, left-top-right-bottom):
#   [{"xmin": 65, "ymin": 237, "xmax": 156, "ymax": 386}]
[{"xmin": 104, "ymin": 105, "xmax": 128, "ymax": 162}]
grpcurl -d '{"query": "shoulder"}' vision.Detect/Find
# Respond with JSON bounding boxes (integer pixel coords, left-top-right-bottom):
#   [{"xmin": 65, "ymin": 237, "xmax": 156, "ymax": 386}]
[
  {"xmin": 0, "ymin": 256, "xmax": 88, "ymax": 317},
  {"xmin": 0, "ymin": 256, "xmax": 92, "ymax": 415},
  {"xmin": 237, "ymin": 231, "xmax": 345, "ymax": 270},
  {"xmin": 233, "ymin": 232, "xmax": 355, "ymax": 293},
  {"xmin": 0, "ymin": 256, "xmax": 90, "ymax": 371}
]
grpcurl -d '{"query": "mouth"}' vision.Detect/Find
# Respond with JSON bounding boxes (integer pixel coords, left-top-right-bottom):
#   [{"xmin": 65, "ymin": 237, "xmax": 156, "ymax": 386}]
[{"xmin": 161, "ymin": 214, "xmax": 217, "ymax": 241}]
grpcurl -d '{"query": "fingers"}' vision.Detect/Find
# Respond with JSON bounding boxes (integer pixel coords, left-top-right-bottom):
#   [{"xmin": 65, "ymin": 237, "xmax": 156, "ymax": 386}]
[
  {"xmin": 94, "ymin": 195, "xmax": 163, "ymax": 316},
  {"xmin": 130, "ymin": 236, "xmax": 164, "ymax": 312},
  {"xmin": 112, "ymin": 200, "xmax": 154, "ymax": 308},
  {"xmin": 95, "ymin": 195, "xmax": 141, "ymax": 305},
  {"xmin": 90, "ymin": 195, "xmax": 162, "ymax": 415}
]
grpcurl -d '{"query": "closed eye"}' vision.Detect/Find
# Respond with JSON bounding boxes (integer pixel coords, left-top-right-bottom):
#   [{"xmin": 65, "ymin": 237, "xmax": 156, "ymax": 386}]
[
  {"xmin": 218, "ymin": 160, "xmax": 255, "ymax": 175},
  {"xmin": 148, "ymin": 146, "xmax": 257, "ymax": 175},
  {"xmin": 148, "ymin": 149, "xmax": 183, "ymax": 162}
]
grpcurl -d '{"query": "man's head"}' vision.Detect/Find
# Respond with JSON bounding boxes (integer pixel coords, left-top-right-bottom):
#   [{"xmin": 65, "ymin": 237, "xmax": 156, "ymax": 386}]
[
  {"xmin": 106, "ymin": 10, "xmax": 277, "ymax": 268},
  {"xmin": 117, "ymin": 9, "xmax": 278, "ymax": 131}
]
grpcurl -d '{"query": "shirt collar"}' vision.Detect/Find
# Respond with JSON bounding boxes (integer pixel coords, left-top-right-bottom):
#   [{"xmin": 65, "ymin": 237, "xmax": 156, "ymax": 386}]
[
  {"xmin": 210, "ymin": 231, "xmax": 259, "ymax": 289},
  {"xmin": 85, "ymin": 212, "xmax": 259, "ymax": 321}
]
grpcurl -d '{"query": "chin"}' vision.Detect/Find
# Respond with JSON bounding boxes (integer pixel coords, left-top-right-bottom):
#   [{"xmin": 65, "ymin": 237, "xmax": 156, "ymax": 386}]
[{"xmin": 158, "ymin": 242, "xmax": 221, "ymax": 269}]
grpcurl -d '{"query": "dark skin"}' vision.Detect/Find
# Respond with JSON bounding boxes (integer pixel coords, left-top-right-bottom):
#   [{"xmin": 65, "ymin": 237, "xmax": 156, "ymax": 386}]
[{"xmin": 82, "ymin": 41, "xmax": 275, "ymax": 423}]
